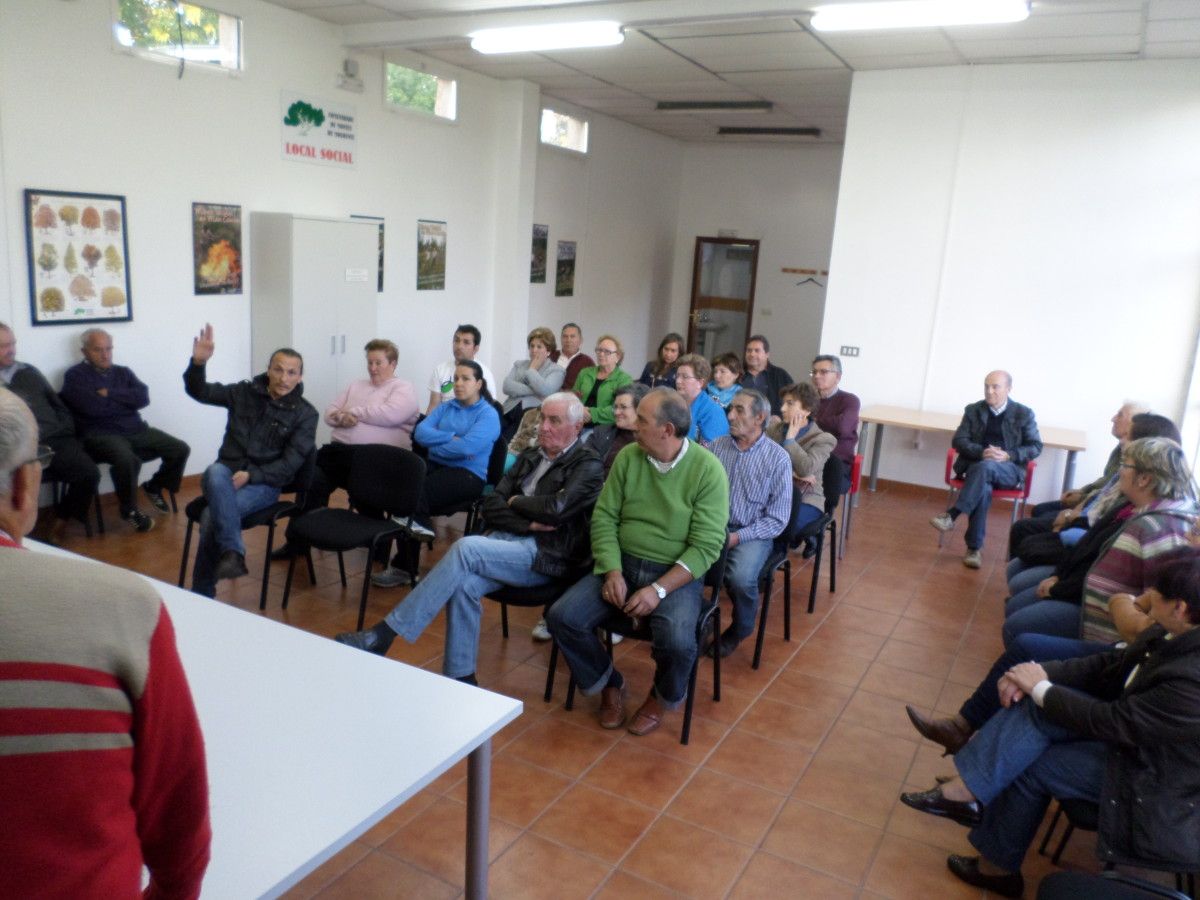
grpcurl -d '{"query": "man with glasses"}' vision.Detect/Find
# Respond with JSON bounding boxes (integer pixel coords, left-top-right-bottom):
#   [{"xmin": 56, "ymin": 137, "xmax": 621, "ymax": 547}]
[
  {"xmin": 738, "ymin": 335, "xmax": 792, "ymax": 417},
  {"xmin": 0, "ymin": 321, "xmax": 99, "ymax": 545},
  {"xmin": 811, "ymin": 354, "xmax": 861, "ymax": 493},
  {"xmin": 0, "ymin": 388, "xmax": 211, "ymax": 898}
]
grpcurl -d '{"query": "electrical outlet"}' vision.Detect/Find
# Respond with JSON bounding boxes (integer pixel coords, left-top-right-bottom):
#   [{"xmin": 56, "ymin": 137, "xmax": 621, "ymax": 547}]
[{"xmin": 839, "ymin": 345, "xmax": 860, "ymax": 357}]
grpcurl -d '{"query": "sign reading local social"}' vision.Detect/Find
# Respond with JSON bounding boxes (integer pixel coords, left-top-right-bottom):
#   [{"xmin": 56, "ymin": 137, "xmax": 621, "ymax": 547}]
[{"xmin": 280, "ymin": 92, "xmax": 356, "ymax": 168}]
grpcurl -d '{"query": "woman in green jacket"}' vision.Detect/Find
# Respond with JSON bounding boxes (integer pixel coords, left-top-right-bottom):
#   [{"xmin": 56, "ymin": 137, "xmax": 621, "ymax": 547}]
[{"xmin": 573, "ymin": 333, "xmax": 633, "ymax": 426}]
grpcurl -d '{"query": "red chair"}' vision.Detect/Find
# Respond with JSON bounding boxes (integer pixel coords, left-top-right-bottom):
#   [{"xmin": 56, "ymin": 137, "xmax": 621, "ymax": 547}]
[
  {"xmin": 838, "ymin": 454, "xmax": 863, "ymax": 560},
  {"xmin": 939, "ymin": 449, "xmax": 1036, "ymax": 547}
]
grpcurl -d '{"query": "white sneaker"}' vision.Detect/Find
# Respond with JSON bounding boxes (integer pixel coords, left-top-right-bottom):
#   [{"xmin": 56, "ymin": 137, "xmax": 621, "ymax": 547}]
[
  {"xmin": 408, "ymin": 519, "xmax": 435, "ymax": 540},
  {"xmin": 597, "ymin": 628, "xmax": 623, "ymax": 645},
  {"xmin": 963, "ymin": 550, "xmax": 983, "ymax": 569},
  {"xmin": 371, "ymin": 566, "xmax": 412, "ymax": 588},
  {"xmin": 531, "ymin": 618, "xmax": 551, "ymax": 641},
  {"xmin": 930, "ymin": 512, "xmax": 954, "ymax": 533}
]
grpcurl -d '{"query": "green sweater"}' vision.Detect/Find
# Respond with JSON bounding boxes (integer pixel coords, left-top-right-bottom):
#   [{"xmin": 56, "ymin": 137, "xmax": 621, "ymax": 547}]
[
  {"xmin": 591, "ymin": 441, "xmax": 729, "ymax": 577},
  {"xmin": 573, "ymin": 366, "xmax": 633, "ymax": 425}
]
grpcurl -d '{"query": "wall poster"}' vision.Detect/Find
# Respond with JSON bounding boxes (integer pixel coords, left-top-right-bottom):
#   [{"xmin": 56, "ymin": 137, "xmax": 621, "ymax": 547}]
[
  {"xmin": 192, "ymin": 202, "xmax": 243, "ymax": 295},
  {"xmin": 555, "ymin": 240, "xmax": 576, "ymax": 297},
  {"xmin": 25, "ymin": 188, "xmax": 132, "ymax": 325},
  {"xmin": 417, "ymin": 219, "xmax": 446, "ymax": 291},
  {"xmin": 530, "ymin": 224, "xmax": 548, "ymax": 283},
  {"xmin": 351, "ymin": 215, "xmax": 385, "ymax": 292}
]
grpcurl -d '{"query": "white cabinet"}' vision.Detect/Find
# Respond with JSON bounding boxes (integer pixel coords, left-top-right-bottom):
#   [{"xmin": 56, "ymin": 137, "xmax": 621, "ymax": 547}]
[{"xmin": 250, "ymin": 213, "xmax": 379, "ymax": 445}]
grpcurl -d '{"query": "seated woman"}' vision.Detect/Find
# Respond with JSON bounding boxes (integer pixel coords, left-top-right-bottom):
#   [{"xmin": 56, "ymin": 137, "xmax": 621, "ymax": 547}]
[
  {"xmin": 637, "ymin": 332, "xmax": 684, "ymax": 389},
  {"xmin": 588, "ymin": 383, "xmax": 650, "ymax": 475},
  {"xmin": 501, "ymin": 327, "xmax": 564, "ymax": 441},
  {"xmin": 573, "ymin": 335, "xmax": 633, "ymax": 426},
  {"xmin": 704, "ymin": 352, "xmax": 743, "ymax": 410},
  {"xmin": 899, "ymin": 548, "xmax": 1200, "ymax": 897},
  {"xmin": 766, "ymin": 382, "xmax": 835, "ymax": 538},
  {"xmin": 673, "ymin": 353, "xmax": 729, "ymax": 446},
  {"xmin": 906, "ymin": 436, "xmax": 1197, "ymax": 755}
]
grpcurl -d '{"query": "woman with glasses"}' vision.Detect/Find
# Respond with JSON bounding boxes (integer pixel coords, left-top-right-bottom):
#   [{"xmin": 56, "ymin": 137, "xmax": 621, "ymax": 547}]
[
  {"xmin": 588, "ymin": 383, "xmax": 650, "ymax": 475},
  {"xmin": 637, "ymin": 332, "xmax": 684, "ymax": 390},
  {"xmin": 572, "ymin": 335, "xmax": 633, "ymax": 426}
]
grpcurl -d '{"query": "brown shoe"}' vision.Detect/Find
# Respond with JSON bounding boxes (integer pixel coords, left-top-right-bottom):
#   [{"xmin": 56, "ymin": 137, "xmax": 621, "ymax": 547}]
[
  {"xmin": 627, "ymin": 693, "xmax": 665, "ymax": 737},
  {"xmin": 598, "ymin": 683, "xmax": 627, "ymax": 729},
  {"xmin": 905, "ymin": 705, "xmax": 973, "ymax": 756}
]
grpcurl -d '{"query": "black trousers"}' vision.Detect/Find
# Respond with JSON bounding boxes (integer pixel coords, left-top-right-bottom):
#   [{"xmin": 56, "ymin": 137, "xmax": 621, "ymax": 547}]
[
  {"xmin": 44, "ymin": 435, "xmax": 100, "ymax": 522},
  {"xmin": 84, "ymin": 427, "xmax": 190, "ymax": 513}
]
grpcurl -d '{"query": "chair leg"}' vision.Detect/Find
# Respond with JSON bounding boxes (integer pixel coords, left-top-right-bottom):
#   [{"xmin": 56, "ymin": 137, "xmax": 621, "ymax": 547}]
[
  {"xmin": 827, "ymin": 520, "xmax": 837, "ymax": 593},
  {"xmin": 808, "ymin": 534, "xmax": 823, "ymax": 614},
  {"xmin": 305, "ymin": 549, "xmax": 316, "ymax": 585},
  {"xmin": 282, "ymin": 554, "xmax": 298, "ymax": 610},
  {"xmin": 782, "ymin": 559, "xmax": 792, "ymax": 639},
  {"xmin": 178, "ymin": 520, "xmax": 194, "ymax": 587},
  {"xmin": 169, "ymin": 490, "xmax": 178, "ymax": 514},
  {"xmin": 260, "ymin": 524, "xmax": 276, "ymax": 611},
  {"xmin": 712, "ymin": 605, "xmax": 721, "ymax": 703},
  {"xmin": 336, "ymin": 551, "xmax": 347, "ymax": 588},
  {"xmin": 356, "ymin": 543, "xmax": 376, "ymax": 630},
  {"xmin": 543, "ymin": 642, "xmax": 558, "ymax": 702},
  {"xmin": 501, "ymin": 602, "xmax": 510, "ymax": 639},
  {"xmin": 1050, "ymin": 822, "xmax": 1075, "ymax": 865},
  {"xmin": 680, "ymin": 659, "xmax": 699, "ymax": 746},
  {"xmin": 565, "ymin": 675, "xmax": 576, "ymax": 710},
  {"xmin": 95, "ymin": 494, "xmax": 105, "ymax": 535},
  {"xmin": 752, "ymin": 572, "xmax": 772, "ymax": 671},
  {"xmin": 1038, "ymin": 805, "xmax": 1063, "ymax": 856}
]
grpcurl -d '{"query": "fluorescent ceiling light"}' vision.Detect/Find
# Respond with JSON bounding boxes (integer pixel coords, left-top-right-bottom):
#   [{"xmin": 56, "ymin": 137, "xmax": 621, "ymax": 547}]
[
  {"xmin": 810, "ymin": 0, "xmax": 1029, "ymax": 31},
  {"xmin": 470, "ymin": 21, "xmax": 624, "ymax": 54}
]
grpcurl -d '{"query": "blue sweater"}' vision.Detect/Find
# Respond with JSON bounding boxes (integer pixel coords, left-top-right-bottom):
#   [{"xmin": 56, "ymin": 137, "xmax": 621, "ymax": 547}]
[
  {"xmin": 60, "ymin": 362, "xmax": 149, "ymax": 436},
  {"xmin": 689, "ymin": 393, "xmax": 729, "ymax": 445},
  {"xmin": 415, "ymin": 398, "xmax": 500, "ymax": 481}
]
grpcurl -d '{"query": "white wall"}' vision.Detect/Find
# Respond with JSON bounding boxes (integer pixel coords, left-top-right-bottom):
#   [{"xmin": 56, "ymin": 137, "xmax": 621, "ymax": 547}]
[
  {"xmin": 822, "ymin": 61, "xmax": 1200, "ymax": 500},
  {"xmin": 670, "ymin": 144, "xmax": 845, "ymax": 379}
]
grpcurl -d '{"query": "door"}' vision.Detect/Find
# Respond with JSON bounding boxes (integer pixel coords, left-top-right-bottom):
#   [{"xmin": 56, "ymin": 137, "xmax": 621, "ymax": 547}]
[{"xmin": 687, "ymin": 237, "xmax": 760, "ymax": 359}]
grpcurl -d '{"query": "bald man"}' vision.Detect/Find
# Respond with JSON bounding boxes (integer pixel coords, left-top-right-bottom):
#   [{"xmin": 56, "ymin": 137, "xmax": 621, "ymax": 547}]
[{"xmin": 930, "ymin": 371, "xmax": 1042, "ymax": 569}]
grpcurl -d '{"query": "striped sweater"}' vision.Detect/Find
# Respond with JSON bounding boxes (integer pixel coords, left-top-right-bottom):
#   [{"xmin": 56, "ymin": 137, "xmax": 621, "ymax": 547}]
[{"xmin": 0, "ymin": 544, "xmax": 210, "ymax": 898}]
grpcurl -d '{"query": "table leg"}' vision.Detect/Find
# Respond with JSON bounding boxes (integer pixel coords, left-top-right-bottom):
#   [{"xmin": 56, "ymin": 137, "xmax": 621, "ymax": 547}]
[
  {"xmin": 466, "ymin": 738, "xmax": 491, "ymax": 900},
  {"xmin": 868, "ymin": 423, "xmax": 885, "ymax": 492},
  {"xmin": 1062, "ymin": 450, "xmax": 1078, "ymax": 494}
]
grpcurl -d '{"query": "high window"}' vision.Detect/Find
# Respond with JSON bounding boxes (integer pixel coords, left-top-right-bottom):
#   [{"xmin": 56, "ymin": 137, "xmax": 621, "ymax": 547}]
[
  {"xmin": 114, "ymin": 0, "xmax": 242, "ymax": 71},
  {"xmin": 540, "ymin": 108, "xmax": 589, "ymax": 154},
  {"xmin": 385, "ymin": 62, "xmax": 457, "ymax": 121}
]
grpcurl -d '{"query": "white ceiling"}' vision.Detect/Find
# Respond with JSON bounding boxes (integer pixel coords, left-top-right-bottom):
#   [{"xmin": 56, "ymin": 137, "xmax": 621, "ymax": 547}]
[{"xmin": 262, "ymin": 0, "xmax": 1200, "ymax": 142}]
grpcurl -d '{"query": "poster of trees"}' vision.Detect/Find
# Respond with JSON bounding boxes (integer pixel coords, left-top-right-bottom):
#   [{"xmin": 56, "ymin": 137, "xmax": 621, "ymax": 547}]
[
  {"xmin": 530, "ymin": 224, "xmax": 548, "ymax": 283},
  {"xmin": 24, "ymin": 189, "xmax": 132, "ymax": 325},
  {"xmin": 417, "ymin": 219, "xmax": 446, "ymax": 291},
  {"xmin": 192, "ymin": 203, "xmax": 243, "ymax": 295},
  {"xmin": 555, "ymin": 240, "xmax": 577, "ymax": 297}
]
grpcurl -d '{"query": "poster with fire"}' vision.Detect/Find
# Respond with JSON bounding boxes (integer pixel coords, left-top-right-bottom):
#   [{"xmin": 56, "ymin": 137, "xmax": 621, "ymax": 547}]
[{"xmin": 192, "ymin": 203, "xmax": 242, "ymax": 295}]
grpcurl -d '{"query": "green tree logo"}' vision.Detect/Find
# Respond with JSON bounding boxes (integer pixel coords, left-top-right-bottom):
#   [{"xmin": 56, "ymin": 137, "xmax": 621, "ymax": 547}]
[{"xmin": 283, "ymin": 100, "xmax": 325, "ymax": 135}]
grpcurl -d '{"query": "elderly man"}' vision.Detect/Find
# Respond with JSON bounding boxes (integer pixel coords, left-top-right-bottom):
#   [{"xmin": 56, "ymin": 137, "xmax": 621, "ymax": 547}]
[
  {"xmin": 674, "ymin": 353, "xmax": 729, "ymax": 446},
  {"xmin": 0, "ymin": 321, "xmax": 98, "ymax": 544},
  {"xmin": 931, "ymin": 371, "xmax": 1042, "ymax": 569},
  {"xmin": 546, "ymin": 388, "xmax": 729, "ymax": 736},
  {"xmin": 707, "ymin": 389, "xmax": 792, "ymax": 658},
  {"xmin": 60, "ymin": 328, "xmax": 190, "ymax": 533},
  {"xmin": 335, "ymin": 393, "xmax": 604, "ymax": 684},
  {"xmin": 554, "ymin": 322, "xmax": 593, "ymax": 391},
  {"xmin": 184, "ymin": 324, "xmax": 317, "ymax": 596},
  {"xmin": 738, "ymin": 335, "xmax": 792, "ymax": 416},
  {"xmin": 0, "ymin": 388, "xmax": 211, "ymax": 897},
  {"xmin": 425, "ymin": 324, "xmax": 498, "ymax": 414},
  {"xmin": 810, "ymin": 354, "xmax": 860, "ymax": 491}
]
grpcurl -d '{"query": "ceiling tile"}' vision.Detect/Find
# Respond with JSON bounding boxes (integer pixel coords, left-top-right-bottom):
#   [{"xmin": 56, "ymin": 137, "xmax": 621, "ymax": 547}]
[
  {"xmin": 1143, "ymin": 39, "xmax": 1200, "ymax": 56},
  {"xmin": 641, "ymin": 18, "xmax": 804, "ymax": 39},
  {"xmin": 813, "ymin": 30, "xmax": 959, "ymax": 55},
  {"xmin": 303, "ymin": 3, "xmax": 406, "ymax": 24},
  {"xmin": 1146, "ymin": 19, "xmax": 1200, "ymax": 41},
  {"xmin": 949, "ymin": 10, "xmax": 1144, "ymax": 39},
  {"xmin": 952, "ymin": 34, "xmax": 1143, "ymax": 59},
  {"xmin": 843, "ymin": 52, "xmax": 969, "ymax": 69},
  {"xmin": 1148, "ymin": 0, "xmax": 1200, "ymax": 18}
]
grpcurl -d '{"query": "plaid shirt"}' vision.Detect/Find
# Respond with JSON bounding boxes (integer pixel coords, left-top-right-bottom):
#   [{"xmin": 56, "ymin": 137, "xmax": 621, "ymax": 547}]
[{"xmin": 710, "ymin": 432, "xmax": 793, "ymax": 543}]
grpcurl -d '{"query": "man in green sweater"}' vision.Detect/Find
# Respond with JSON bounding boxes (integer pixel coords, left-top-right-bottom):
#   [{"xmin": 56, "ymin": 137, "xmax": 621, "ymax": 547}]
[{"xmin": 547, "ymin": 388, "xmax": 729, "ymax": 736}]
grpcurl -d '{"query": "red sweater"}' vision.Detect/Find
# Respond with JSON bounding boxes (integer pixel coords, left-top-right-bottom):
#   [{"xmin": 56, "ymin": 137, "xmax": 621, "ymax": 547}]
[{"xmin": 0, "ymin": 543, "xmax": 211, "ymax": 898}]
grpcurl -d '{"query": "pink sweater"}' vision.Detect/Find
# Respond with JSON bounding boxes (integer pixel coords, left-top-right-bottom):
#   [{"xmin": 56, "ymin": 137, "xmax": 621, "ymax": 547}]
[{"xmin": 325, "ymin": 377, "xmax": 419, "ymax": 448}]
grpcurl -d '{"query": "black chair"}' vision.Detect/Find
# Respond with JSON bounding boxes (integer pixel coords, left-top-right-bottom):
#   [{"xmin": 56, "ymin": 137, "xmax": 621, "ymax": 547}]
[
  {"xmin": 177, "ymin": 448, "xmax": 316, "ymax": 609},
  {"xmin": 281, "ymin": 446, "xmax": 425, "ymax": 630},
  {"xmin": 45, "ymin": 473, "xmax": 104, "ymax": 537},
  {"xmin": 1039, "ymin": 871, "xmax": 1192, "ymax": 900},
  {"xmin": 557, "ymin": 547, "xmax": 730, "ymax": 745},
  {"xmin": 485, "ymin": 577, "xmax": 580, "ymax": 703}
]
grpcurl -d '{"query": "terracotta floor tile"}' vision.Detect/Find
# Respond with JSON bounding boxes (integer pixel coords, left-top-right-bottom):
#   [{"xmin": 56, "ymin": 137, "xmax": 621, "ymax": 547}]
[
  {"xmin": 729, "ymin": 851, "xmax": 860, "ymax": 899},
  {"xmin": 864, "ymin": 833, "xmax": 984, "ymax": 900},
  {"xmin": 935, "ymin": 678, "xmax": 975, "ymax": 716},
  {"xmin": 583, "ymin": 741, "xmax": 697, "ymax": 809},
  {"xmin": 488, "ymin": 833, "xmax": 610, "ymax": 900},
  {"xmin": 529, "ymin": 783, "xmax": 657, "ymax": 864},
  {"xmin": 665, "ymin": 768, "xmax": 785, "ymax": 845},
  {"xmin": 760, "ymin": 798, "xmax": 882, "ymax": 883},
  {"xmin": 840, "ymin": 689, "xmax": 930, "ymax": 742},
  {"xmin": 803, "ymin": 624, "xmax": 888, "ymax": 660},
  {"xmin": 445, "ymin": 755, "xmax": 570, "ymax": 828},
  {"xmin": 704, "ymin": 729, "xmax": 812, "ymax": 795},
  {"xmin": 889, "ymin": 615, "xmax": 968, "ymax": 651},
  {"xmin": 313, "ymin": 848, "xmax": 459, "ymax": 899},
  {"xmin": 876, "ymin": 637, "xmax": 957, "ymax": 679},
  {"xmin": 822, "ymin": 602, "xmax": 901, "ymax": 637},
  {"xmin": 281, "ymin": 841, "xmax": 372, "ymax": 899},
  {"xmin": 379, "ymin": 796, "xmax": 520, "ymax": 887},
  {"xmin": 738, "ymin": 697, "xmax": 836, "ymax": 749},
  {"xmin": 786, "ymin": 643, "xmax": 872, "ymax": 687},
  {"xmin": 593, "ymin": 870, "xmax": 684, "ymax": 898},
  {"xmin": 762, "ymin": 667, "xmax": 856, "ymax": 716},
  {"xmin": 622, "ymin": 817, "xmax": 754, "ymax": 899},
  {"xmin": 792, "ymin": 754, "xmax": 905, "ymax": 828},
  {"xmin": 623, "ymin": 710, "xmax": 729, "ymax": 766},
  {"xmin": 685, "ymin": 682, "xmax": 760, "ymax": 727},
  {"xmin": 948, "ymin": 651, "xmax": 994, "ymax": 687},
  {"xmin": 502, "ymin": 715, "xmax": 620, "ymax": 778},
  {"xmin": 905, "ymin": 742, "xmax": 957, "ymax": 788},
  {"xmin": 357, "ymin": 790, "xmax": 438, "ymax": 847},
  {"xmin": 888, "ymin": 783, "xmax": 978, "ymax": 855},
  {"xmin": 812, "ymin": 719, "xmax": 919, "ymax": 783},
  {"xmin": 859, "ymin": 660, "xmax": 944, "ymax": 707}
]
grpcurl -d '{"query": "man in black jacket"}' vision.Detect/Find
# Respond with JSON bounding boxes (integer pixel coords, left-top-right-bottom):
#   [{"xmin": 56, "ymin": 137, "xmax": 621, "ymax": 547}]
[
  {"xmin": 184, "ymin": 324, "xmax": 317, "ymax": 597},
  {"xmin": 931, "ymin": 370, "xmax": 1042, "ymax": 568},
  {"xmin": 738, "ymin": 335, "xmax": 792, "ymax": 417},
  {"xmin": 336, "ymin": 392, "xmax": 604, "ymax": 684}
]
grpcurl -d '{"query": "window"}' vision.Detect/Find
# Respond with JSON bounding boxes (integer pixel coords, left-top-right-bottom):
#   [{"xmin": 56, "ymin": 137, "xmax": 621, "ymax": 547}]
[
  {"xmin": 540, "ymin": 108, "xmax": 589, "ymax": 154},
  {"xmin": 385, "ymin": 62, "xmax": 457, "ymax": 121},
  {"xmin": 114, "ymin": 0, "xmax": 241, "ymax": 71}
]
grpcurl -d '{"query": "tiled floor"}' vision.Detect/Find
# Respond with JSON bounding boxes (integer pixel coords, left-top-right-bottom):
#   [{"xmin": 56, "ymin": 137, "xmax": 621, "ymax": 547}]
[{"xmin": 59, "ymin": 479, "xmax": 1109, "ymax": 899}]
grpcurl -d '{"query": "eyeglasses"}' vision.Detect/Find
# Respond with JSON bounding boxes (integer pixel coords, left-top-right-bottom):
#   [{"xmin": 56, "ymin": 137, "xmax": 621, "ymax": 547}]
[
  {"xmin": 594, "ymin": 347, "xmax": 618, "ymax": 356},
  {"xmin": 811, "ymin": 368, "xmax": 837, "ymax": 376},
  {"xmin": 1119, "ymin": 463, "xmax": 1140, "ymax": 471},
  {"xmin": 15, "ymin": 444, "xmax": 53, "ymax": 471}
]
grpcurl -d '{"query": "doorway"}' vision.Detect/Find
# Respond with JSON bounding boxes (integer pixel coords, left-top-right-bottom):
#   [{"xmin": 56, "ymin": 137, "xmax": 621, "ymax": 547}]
[{"xmin": 687, "ymin": 237, "xmax": 760, "ymax": 359}]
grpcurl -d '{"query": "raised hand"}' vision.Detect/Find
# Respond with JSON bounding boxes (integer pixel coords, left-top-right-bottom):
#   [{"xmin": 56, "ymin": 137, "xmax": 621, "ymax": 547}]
[{"xmin": 192, "ymin": 323, "xmax": 215, "ymax": 364}]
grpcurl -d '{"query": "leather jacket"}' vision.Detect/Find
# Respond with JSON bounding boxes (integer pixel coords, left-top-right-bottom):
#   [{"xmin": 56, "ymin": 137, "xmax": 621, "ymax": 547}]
[
  {"xmin": 481, "ymin": 440, "xmax": 604, "ymax": 578},
  {"xmin": 951, "ymin": 399, "xmax": 1042, "ymax": 479}
]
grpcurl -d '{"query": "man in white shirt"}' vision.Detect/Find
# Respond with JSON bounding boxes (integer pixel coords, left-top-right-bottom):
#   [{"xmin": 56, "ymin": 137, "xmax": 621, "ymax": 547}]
[{"xmin": 425, "ymin": 324, "xmax": 497, "ymax": 415}]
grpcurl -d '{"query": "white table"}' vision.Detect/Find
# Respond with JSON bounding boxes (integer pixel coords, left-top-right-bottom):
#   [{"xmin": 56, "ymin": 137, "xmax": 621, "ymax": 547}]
[{"xmin": 32, "ymin": 543, "xmax": 523, "ymax": 899}]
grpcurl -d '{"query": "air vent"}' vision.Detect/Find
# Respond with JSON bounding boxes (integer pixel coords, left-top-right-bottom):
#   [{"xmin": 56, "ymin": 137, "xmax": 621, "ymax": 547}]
[
  {"xmin": 718, "ymin": 126, "xmax": 822, "ymax": 138},
  {"xmin": 656, "ymin": 101, "xmax": 773, "ymax": 113}
]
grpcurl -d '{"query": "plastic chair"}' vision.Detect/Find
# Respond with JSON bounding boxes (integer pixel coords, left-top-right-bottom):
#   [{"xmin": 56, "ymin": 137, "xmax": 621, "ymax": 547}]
[
  {"xmin": 939, "ymin": 449, "xmax": 1037, "ymax": 547},
  {"xmin": 838, "ymin": 453, "xmax": 863, "ymax": 559}
]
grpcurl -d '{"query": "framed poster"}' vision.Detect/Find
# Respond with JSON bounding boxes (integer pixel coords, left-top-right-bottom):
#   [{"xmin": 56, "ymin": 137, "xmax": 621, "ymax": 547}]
[
  {"xmin": 417, "ymin": 219, "xmax": 446, "ymax": 291},
  {"xmin": 555, "ymin": 240, "xmax": 576, "ymax": 297},
  {"xmin": 192, "ymin": 202, "xmax": 243, "ymax": 295},
  {"xmin": 530, "ymin": 224, "xmax": 548, "ymax": 283},
  {"xmin": 351, "ymin": 214, "xmax": 385, "ymax": 292},
  {"xmin": 25, "ymin": 188, "xmax": 132, "ymax": 325}
]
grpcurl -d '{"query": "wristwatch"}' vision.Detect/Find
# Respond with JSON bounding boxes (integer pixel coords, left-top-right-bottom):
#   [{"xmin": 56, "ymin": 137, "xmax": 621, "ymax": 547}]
[{"xmin": 650, "ymin": 581, "xmax": 667, "ymax": 600}]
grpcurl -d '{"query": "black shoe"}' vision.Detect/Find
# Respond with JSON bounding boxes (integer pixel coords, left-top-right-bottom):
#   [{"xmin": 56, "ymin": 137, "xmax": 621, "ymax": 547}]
[
  {"xmin": 899, "ymin": 786, "xmax": 982, "ymax": 827},
  {"xmin": 801, "ymin": 538, "xmax": 818, "ymax": 559},
  {"xmin": 455, "ymin": 673, "xmax": 478, "ymax": 686},
  {"xmin": 141, "ymin": 483, "xmax": 170, "ymax": 514},
  {"xmin": 946, "ymin": 855, "xmax": 1023, "ymax": 898},
  {"xmin": 121, "ymin": 509, "xmax": 155, "ymax": 533},
  {"xmin": 702, "ymin": 626, "xmax": 742, "ymax": 659},
  {"xmin": 214, "ymin": 550, "xmax": 248, "ymax": 581},
  {"xmin": 270, "ymin": 542, "xmax": 295, "ymax": 561},
  {"xmin": 334, "ymin": 627, "xmax": 392, "ymax": 656}
]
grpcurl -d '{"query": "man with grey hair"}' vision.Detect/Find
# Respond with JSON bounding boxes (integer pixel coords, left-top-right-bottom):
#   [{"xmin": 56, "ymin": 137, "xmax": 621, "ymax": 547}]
[
  {"xmin": 931, "ymin": 370, "xmax": 1042, "ymax": 569},
  {"xmin": 706, "ymin": 389, "xmax": 793, "ymax": 658},
  {"xmin": 0, "ymin": 321, "xmax": 98, "ymax": 544},
  {"xmin": 60, "ymin": 328, "xmax": 190, "ymax": 532},
  {"xmin": 337, "ymin": 392, "xmax": 604, "ymax": 685},
  {"xmin": 0, "ymin": 388, "xmax": 212, "ymax": 897}
]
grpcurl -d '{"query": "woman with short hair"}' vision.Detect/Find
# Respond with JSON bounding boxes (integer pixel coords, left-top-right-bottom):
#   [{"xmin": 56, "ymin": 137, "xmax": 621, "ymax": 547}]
[
  {"xmin": 572, "ymin": 334, "xmax": 633, "ymax": 426},
  {"xmin": 501, "ymin": 327, "xmax": 564, "ymax": 440}
]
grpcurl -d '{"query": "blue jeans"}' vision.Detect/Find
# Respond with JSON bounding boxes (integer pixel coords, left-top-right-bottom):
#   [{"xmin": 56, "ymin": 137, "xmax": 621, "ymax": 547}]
[
  {"xmin": 725, "ymin": 537, "xmax": 774, "ymax": 640},
  {"xmin": 1006, "ymin": 559, "xmax": 1055, "ymax": 595},
  {"xmin": 1002, "ymin": 599, "xmax": 1082, "ymax": 649},
  {"xmin": 546, "ymin": 554, "xmax": 703, "ymax": 707},
  {"xmin": 952, "ymin": 459, "xmax": 1022, "ymax": 551},
  {"xmin": 957, "ymin": 699, "xmax": 1105, "ymax": 872},
  {"xmin": 383, "ymin": 532, "xmax": 549, "ymax": 679},
  {"xmin": 192, "ymin": 463, "xmax": 279, "ymax": 597}
]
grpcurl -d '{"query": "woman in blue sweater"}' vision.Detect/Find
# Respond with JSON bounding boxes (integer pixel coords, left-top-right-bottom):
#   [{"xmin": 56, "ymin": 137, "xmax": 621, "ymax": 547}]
[{"xmin": 408, "ymin": 361, "xmax": 500, "ymax": 539}]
